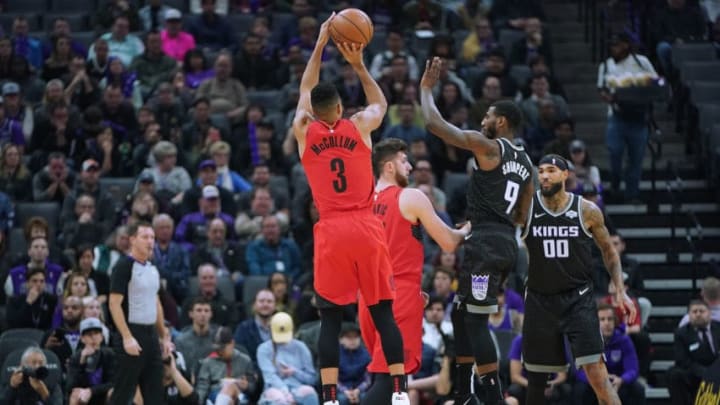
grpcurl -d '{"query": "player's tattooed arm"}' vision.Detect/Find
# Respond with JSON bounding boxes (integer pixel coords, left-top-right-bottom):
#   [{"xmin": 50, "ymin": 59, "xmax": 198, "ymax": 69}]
[
  {"xmin": 512, "ymin": 180, "xmax": 534, "ymax": 227},
  {"xmin": 419, "ymin": 57, "xmax": 497, "ymax": 157},
  {"xmin": 583, "ymin": 200, "xmax": 623, "ymax": 289}
]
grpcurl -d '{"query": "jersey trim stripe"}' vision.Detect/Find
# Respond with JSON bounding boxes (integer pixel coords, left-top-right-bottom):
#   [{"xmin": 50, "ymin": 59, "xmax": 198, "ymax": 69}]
[
  {"xmin": 536, "ymin": 191, "xmax": 574, "ymax": 217},
  {"xmin": 577, "ymin": 196, "xmax": 594, "ymax": 238}
]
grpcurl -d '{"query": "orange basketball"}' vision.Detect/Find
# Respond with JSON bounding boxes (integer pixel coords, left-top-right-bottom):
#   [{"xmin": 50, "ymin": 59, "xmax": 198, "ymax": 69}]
[{"xmin": 329, "ymin": 8, "xmax": 374, "ymax": 47}]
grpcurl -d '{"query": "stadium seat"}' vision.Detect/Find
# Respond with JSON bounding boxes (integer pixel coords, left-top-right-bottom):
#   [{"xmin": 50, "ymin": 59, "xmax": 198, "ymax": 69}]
[
  {"xmin": 246, "ymin": 90, "xmax": 281, "ymax": 112},
  {"xmin": 13, "ymin": 202, "xmax": 60, "ymax": 237},
  {"xmin": 0, "ymin": 14, "xmax": 41, "ymax": 33},
  {"xmin": 0, "ymin": 339, "xmax": 39, "ymax": 370},
  {"xmin": 680, "ymin": 61, "xmax": 720, "ymax": 83},
  {"xmin": 671, "ymin": 43, "xmax": 716, "ymax": 66},
  {"xmin": 7, "ymin": 228, "xmax": 27, "ymax": 255},
  {"xmin": 0, "ymin": 348, "xmax": 62, "ymax": 394},
  {"xmin": 73, "ymin": 31, "xmax": 99, "ymax": 47},
  {"xmin": 509, "ymin": 64, "xmax": 532, "ymax": 86},
  {"xmin": 0, "ymin": 329, "xmax": 45, "ymax": 345},
  {"xmin": 270, "ymin": 12, "xmax": 295, "ymax": 42},
  {"xmin": 50, "ymin": 0, "xmax": 95, "ymax": 12},
  {"xmin": 43, "ymin": 13, "xmax": 89, "ymax": 33},
  {"xmin": 227, "ymin": 14, "xmax": 255, "ymax": 37},
  {"xmin": 690, "ymin": 81, "xmax": 720, "ymax": 105},
  {"xmin": 188, "ymin": 274, "xmax": 236, "ymax": 302},
  {"xmin": 460, "ymin": 65, "xmax": 486, "ymax": 91},
  {"xmin": 4, "ymin": 0, "xmax": 48, "ymax": 13},
  {"xmin": 164, "ymin": 0, "xmax": 189, "ymax": 12},
  {"xmin": 497, "ymin": 29, "xmax": 525, "ymax": 58},
  {"xmin": 242, "ymin": 275, "xmax": 269, "ymax": 311}
]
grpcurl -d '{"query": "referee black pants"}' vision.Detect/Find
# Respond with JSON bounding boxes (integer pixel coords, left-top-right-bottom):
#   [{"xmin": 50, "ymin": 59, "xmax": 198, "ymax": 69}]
[{"xmin": 110, "ymin": 324, "xmax": 163, "ymax": 405}]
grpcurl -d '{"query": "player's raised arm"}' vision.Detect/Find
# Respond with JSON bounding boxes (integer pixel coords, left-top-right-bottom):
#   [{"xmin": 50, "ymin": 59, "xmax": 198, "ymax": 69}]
[
  {"xmin": 293, "ymin": 13, "xmax": 335, "ymax": 142},
  {"xmin": 420, "ymin": 58, "xmax": 496, "ymax": 154},
  {"xmin": 583, "ymin": 199, "xmax": 637, "ymax": 323},
  {"xmin": 400, "ymin": 188, "xmax": 471, "ymax": 252},
  {"xmin": 339, "ymin": 42, "xmax": 387, "ymax": 139}
]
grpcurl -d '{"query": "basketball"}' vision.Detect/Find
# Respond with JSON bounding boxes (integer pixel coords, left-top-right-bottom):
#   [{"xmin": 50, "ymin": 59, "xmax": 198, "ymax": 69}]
[{"xmin": 329, "ymin": 8, "xmax": 374, "ymax": 47}]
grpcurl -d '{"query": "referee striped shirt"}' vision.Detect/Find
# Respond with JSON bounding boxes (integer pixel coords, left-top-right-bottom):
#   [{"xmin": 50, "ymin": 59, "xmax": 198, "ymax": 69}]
[{"xmin": 110, "ymin": 255, "xmax": 160, "ymax": 325}]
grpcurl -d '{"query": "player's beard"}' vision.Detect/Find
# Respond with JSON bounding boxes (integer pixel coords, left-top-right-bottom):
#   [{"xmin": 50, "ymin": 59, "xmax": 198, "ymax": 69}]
[
  {"xmin": 395, "ymin": 170, "xmax": 409, "ymax": 187},
  {"xmin": 540, "ymin": 181, "xmax": 563, "ymax": 197},
  {"xmin": 485, "ymin": 122, "xmax": 498, "ymax": 139}
]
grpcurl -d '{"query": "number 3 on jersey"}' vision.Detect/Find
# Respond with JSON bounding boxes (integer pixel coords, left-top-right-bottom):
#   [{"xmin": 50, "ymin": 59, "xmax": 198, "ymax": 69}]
[
  {"xmin": 330, "ymin": 158, "xmax": 347, "ymax": 193},
  {"xmin": 504, "ymin": 180, "xmax": 519, "ymax": 214}
]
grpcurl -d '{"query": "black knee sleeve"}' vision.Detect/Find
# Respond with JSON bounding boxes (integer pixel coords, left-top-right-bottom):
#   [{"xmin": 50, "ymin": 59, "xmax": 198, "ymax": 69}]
[
  {"xmin": 368, "ymin": 300, "xmax": 404, "ymax": 366},
  {"xmin": 318, "ymin": 306, "xmax": 344, "ymax": 369},
  {"xmin": 526, "ymin": 371, "xmax": 550, "ymax": 405},
  {"xmin": 451, "ymin": 304, "xmax": 473, "ymax": 358},
  {"xmin": 464, "ymin": 312, "xmax": 497, "ymax": 365}
]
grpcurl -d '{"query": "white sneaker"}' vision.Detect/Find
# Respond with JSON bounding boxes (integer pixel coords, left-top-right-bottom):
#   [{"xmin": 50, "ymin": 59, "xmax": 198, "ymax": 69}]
[
  {"xmin": 392, "ymin": 392, "xmax": 410, "ymax": 405},
  {"xmin": 322, "ymin": 401, "xmax": 339, "ymax": 405}
]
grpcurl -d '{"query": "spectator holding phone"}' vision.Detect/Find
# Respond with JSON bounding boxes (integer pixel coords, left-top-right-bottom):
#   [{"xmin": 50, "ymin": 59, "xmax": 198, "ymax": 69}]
[
  {"xmin": 196, "ymin": 326, "xmax": 257, "ymax": 404},
  {"xmin": 66, "ymin": 318, "xmax": 115, "ymax": 405},
  {"xmin": 41, "ymin": 295, "xmax": 83, "ymax": 373}
]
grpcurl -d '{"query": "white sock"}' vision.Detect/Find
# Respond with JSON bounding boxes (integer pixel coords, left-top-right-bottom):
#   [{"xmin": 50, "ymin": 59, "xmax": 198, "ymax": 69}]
[{"xmin": 215, "ymin": 393, "xmax": 233, "ymax": 405}]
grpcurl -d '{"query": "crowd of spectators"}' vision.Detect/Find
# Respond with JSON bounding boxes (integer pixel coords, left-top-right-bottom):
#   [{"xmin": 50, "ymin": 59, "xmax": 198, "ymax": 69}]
[{"xmin": 0, "ymin": 0, "xmax": 718, "ymax": 403}]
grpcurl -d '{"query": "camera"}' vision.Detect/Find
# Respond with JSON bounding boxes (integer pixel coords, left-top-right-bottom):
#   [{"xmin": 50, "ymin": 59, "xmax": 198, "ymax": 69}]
[{"xmin": 21, "ymin": 366, "xmax": 48, "ymax": 380}]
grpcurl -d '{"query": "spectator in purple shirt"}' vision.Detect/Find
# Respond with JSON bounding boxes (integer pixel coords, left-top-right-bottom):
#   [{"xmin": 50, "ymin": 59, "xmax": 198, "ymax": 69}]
[
  {"xmin": 574, "ymin": 303, "xmax": 645, "ymax": 404},
  {"xmin": 5, "ymin": 237, "xmax": 64, "ymax": 298},
  {"xmin": 175, "ymin": 185, "xmax": 234, "ymax": 251},
  {"xmin": 0, "ymin": 95, "xmax": 24, "ymax": 147},
  {"xmin": 182, "ymin": 49, "xmax": 215, "ymax": 89}
]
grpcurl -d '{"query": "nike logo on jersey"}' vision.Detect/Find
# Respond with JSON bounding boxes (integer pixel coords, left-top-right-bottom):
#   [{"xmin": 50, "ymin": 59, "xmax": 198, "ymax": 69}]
[
  {"xmin": 534, "ymin": 213, "xmax": 546, "ymax": 218},
  {"xmin": 579, "ymin": 287, "xmax": 589, "ymax": 295}
]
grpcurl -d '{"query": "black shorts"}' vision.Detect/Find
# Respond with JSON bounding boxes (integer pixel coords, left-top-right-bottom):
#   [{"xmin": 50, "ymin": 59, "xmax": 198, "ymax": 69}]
[
  {"xmin": 522, "ymin": 285, "xmax": 604, "ymax": 373},
  {"xmin": 456, "ymin": 224, "xmax": 517, "ymax": 314}
]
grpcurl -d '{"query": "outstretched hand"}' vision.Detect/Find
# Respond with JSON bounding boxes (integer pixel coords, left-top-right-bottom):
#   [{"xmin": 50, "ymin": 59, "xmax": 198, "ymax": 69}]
[
  {"xmin": 337, "ymin": 42, "xmax": 365, "ymax": 67},
  {"xmin": 420, "ymin": 57, "xmax": 442, "ymax": 89},
  {"xmin": 317, "ymin": 12, "xmax": 336, "ymax": 47},
  {"xmin": 615, "ymin": 289, "xmax": 637, "ymax": 325}
]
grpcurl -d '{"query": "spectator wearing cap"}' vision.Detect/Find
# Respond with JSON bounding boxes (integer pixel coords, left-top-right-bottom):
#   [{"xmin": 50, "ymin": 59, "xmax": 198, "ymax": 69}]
[
  {"xmin": 196, "ymin": 326, "xmax": 257, "ymax": 404},
  {"xmin": 337, "ymin": 322, "xmax": 371, "ymax": 405},
  {"xmin": 139, "ymin": 0, "xmax": 172, "ymax": 32},
  {"xmin": 568, "ymin": 139, "xmax": 601, "ymax": 187},
  {"xmin": 130, "ymin": 31, "xmax": 178, "ymax": 99},
  {"xmin": 181, "ymin": 159, "xmax": 238, "ymax": 217},
  {"xmin": 652, "ymin": 0, "xmax": 707, "ymax": 75},
  {"xmin": 89, "ymin": 16, "xmax": 145, "ymax": 68},
  {"xmin": 542, "ymin": 118, "xmax": 575, "ymax": 161},
  {"xmin": 137, "ymin": 140, "xmax": 192, "ymax": 201},
  {"xmin": 153, "ymin": 214, "xmax": 191, "ymax": 303},
  {"xmin": 147, "ymin": 82, "xmax": 187, "ymax": 141},
  {"xmin": 209, "ymin": 141, "xmax": 252, "ymax": 194},
  {"xmin": 471, "ymin": 48, "xmax": 519, "ymax": 100},
  {"xmin": 61, "ymin": 158, "xmax": 116, "ymax": 232},
  {"xmin": 6, "ymin": 267, "xmax": 58, "ymax": 329},
  {"xmin": 175, "ymin": 185, "xmax": 235, "ymax": 250},
  {"xmin": 187, "ymin": 0, "xmax": 234, "ymax": 51},
  {"xmin": 3, "ymin": 81, "xmax": 35, "ymax": 142},
  {"xmin": 597, "ymin": 32, "xmax": 657, "ymax": 203},
  {"xmin": 66, "ymin": 317, "xmax": 116, "ymax": 405},
  {"xmin": 32, "ymin": 152, "xmax": 75, "ymax": 203},
  {"xmin": 160, "ymin": 9, "xmax": 196, "ymax": 62},
  {"xmin": 257, "ymin": 312, "xmax": 319, "ymax": 405},
  {"xmin": 10, "ymin": 16, "xmax": 43, "ymax": 70},
  {"xmin": 245, "ymin": 215, "xmax": 302, "ymax": 281},
  {"xmin": 0, "ymin": 96, "xmax": 25, "ymax": 149}
]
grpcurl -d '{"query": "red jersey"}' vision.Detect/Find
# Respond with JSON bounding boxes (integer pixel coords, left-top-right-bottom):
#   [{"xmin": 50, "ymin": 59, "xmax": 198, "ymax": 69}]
[
  {"xmin": 373, "ymin": 185, "xmax": 424, "ymax": 283},
  {"xmin": 301, "ymin": 119, "xmax": 374, "ymax": 217}
]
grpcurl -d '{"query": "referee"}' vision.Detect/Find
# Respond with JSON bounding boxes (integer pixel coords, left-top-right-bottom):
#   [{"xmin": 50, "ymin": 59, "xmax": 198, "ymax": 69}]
[{"xmin": 109, "ymin": 221, "xmax": 172, "ymax": 404}]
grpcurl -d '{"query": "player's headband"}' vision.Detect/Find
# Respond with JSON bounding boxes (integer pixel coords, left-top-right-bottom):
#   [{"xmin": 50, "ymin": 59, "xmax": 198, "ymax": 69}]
[{"xmin": 538, "ymin": 154, "xmax": 568, "ymax": 171}]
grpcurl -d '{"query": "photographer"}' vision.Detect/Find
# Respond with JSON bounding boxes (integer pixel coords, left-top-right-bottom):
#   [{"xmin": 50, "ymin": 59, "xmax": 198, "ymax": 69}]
[
  {"xmin": 67, "ymin": 318, "xmax": 115, "ymax": 405},
  {"xmin": 1, "ymin": 347, "xmax": 62, "ymax": 405}
]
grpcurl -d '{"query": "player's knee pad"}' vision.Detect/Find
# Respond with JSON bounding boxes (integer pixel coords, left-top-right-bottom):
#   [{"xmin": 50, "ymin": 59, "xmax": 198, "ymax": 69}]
[
  {"xmin": 463, "ymin": 312, "xmax": 497, "ymax": 365},
  {"xmin": 318, "ymin": 307, "xmax": 344, "ymax": 368},
  {"xmin": 368, "ymin": 300, "xmax": 403, "ymax": 365},
  {"xmin": 451, "ymin": 305, "xmax": 473, "ymax": 358}
]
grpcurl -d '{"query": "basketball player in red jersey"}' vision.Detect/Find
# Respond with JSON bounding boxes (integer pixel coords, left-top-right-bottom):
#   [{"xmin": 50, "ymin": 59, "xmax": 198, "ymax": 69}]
[
  {"xmin": 292, "ymin": 15, "xmax": 410, "ymax": 405},
  {"xmin": 359, "ymin": 138, "xmax": 471, "ymax": 404}
]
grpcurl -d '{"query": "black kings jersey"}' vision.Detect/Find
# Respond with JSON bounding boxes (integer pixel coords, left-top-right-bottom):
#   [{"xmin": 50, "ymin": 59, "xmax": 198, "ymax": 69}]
[
  {"xmin": 522, "ymin": 191, "xmax": 595, "ymax": 295},
  {"xmin": 467, "ymin": 138, "xmax": 533, "ymax": 229}
]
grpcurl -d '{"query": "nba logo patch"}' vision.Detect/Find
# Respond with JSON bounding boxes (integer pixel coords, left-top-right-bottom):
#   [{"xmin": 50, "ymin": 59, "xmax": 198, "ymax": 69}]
[
  {"xmin": 610, "ymin": 350, "xmax": 622, "ymax": 363},
  {"xmin": 471, "ymin": 274, "xmax": 490, "ymax": 300},
  {"xmin": 565, "ymin": 210, "xmax": 578, "ymax": 219}
]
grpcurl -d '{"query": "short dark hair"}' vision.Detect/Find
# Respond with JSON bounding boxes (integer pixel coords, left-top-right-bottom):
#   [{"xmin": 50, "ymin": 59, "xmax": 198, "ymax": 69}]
[
  {"xmin": 372, "ymin": 138, "xmax": 408, "ymax": 177},
  {"xmin": 190, "ymin": 296, "xmax": 212, "ymax": 311},
  {"xmin": 688, "ymin": 299, "xmax": 709, "ymax": 312},
  {"xmin": 426, "ymin": 296, "xmax": 445, "ymax": 310},
  {"xmin": 490, "ymin": 100, "xmax": 523, "ymax": 131},
  {"xmin": 26, "ymin": 267, "xmax": 46, "ymax": 281},
  {"xmin": 310, "ymin": 82, "xmax": 340, "ymax": 113},
  {"xmin": 597, "ymin": 303, "xmax": 616, "ymax": 323},
  {"xmin": 554, "ymin": 117, "xmax": 575, "ymax": 131},
  {"xmin": 24, "ymin": 217, "xmax": 49, "ymax": 241},
  {"xmin": 193, "ymin": 97, "xmax": 210, "ymax": 108},
  {"xmin": 127, "ymin": 221, "xmax": 152, "ymax": 237}
]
